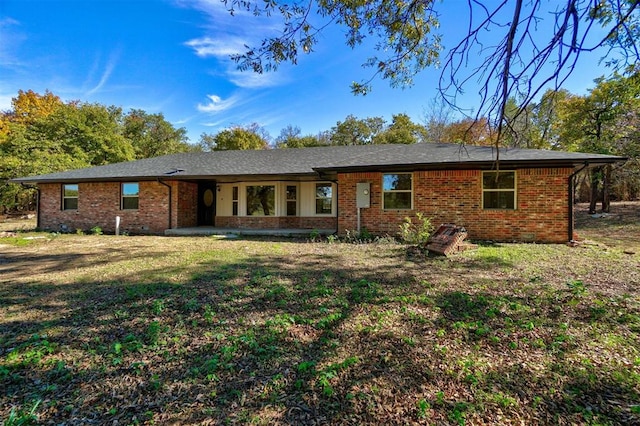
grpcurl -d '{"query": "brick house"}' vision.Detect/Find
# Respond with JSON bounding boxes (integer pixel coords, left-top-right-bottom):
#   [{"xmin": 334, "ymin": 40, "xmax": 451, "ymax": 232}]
[{"xmin": 12, "ymin": 143, "xmax": 624, "ymax": 242}]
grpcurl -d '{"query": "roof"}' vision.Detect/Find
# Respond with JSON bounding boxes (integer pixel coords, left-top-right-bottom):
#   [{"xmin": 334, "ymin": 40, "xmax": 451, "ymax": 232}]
[{"xmin": 12, "ymin": 143, "xmax": 626, "ymax": 184}]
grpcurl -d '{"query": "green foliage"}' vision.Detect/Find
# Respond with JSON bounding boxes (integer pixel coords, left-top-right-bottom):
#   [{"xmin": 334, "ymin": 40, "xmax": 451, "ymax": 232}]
[
  {"xmin": 326, "ymin": 114, "xmax": 426, "ymax": 146},
  {"xmin": 274, "ymin": 125, "xmax": 328, "ymax": 148},
  {"xmin": 90, "ymin": 226, "xmax": 103, "ymax": 236},
  {"xmin": 4, "ymin": 399, "xmax": 41, "ymax": 426},
  {"xmin": 199, "ymin": 123, "xmax": 269, "ymax": 151},
  {"xmin": 399, "ymin": 212, "xmax": 433, "ymax": 245},
  {"xmin": 374, "ymin": 113, "xmax": 427, "ymax": 144},
  {"xmin": 123, "ymin": 109, "xmax": 192, "ymax": 158},
  {"xmin": 416, "ymin": 399, "xmax": 430, "ymax": 419},
  {"xmin": 308, "ymin": 229, "xmax": 320, "ymax": 242},
  {"xmin": 1, "ymin": 90, "xmax": 193, "ymax": 212},
  {"xmin": 330, "ymin": 115, "xmax": 386, "ymax": 145}
]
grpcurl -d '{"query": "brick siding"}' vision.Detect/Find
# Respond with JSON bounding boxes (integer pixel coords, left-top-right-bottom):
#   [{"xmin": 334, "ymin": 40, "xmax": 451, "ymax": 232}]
[
  {"xmin": 38, "ymin": 167, "xmax": 571, "ymax": 242},
  {"xmin": 216, "ymin": 216, "xmax": 337, "ymax": 230},
  {"xmin": 337, "ymin": 168, "xmax": 573, "ymax": 243},
  {"xmin": 176, "ymin": 181, "xmax": 197, "ymax": 228},
  {"xmin": 40, "ymin": 181, "xmax": 178, "ymax": 234}
]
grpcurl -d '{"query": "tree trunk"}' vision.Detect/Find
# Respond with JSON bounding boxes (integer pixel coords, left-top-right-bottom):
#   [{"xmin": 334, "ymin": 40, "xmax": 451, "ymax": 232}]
[
  {"xmin": 602, "ymin": 164, "xmax": 611, "ymax": 213},
  {"xmin": 588, "ymin": 167, "xmax": 601, "ymax": 214}
]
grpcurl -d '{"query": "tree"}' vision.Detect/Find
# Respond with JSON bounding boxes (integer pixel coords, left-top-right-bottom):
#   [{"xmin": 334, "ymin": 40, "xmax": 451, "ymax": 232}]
[
  {"xmin": 0, "ymin": 116, "xmax": 90, "ymax": 213},
  {"xmin": 1, "ymin": 89, "xmax": 63, "ymax": 143},
  {"xmin": 223, "ymin": 0, "xmax": 639, "ymax": 146},
  {"xmin": 330, "ymin": 115, "xmax": 385, "ymax": 145},
  {"xmin": 529, "ymin": 89, "xmax": 572, "ymax": 150},
  {"xmin": 373, "ymin": 113, "xmax": 426, "ymax": 144},
  {"xmin": 123, "ymin": 109, "xmax": 192, "ymax": 159},
  {"xmin": 422, "ymin": 97, "xmax": 454, "ymax": 143},
  {"xmin": 9, "ymin": 89, "xmax": 63, "ymax": 125},
  {"xmin": 558, "ymin": 72, "xmax": 640, "ymax": 211},
  {"xmin": 28, "ymin": 102, "xmax": 135, "ymax": 166},
  {"xmin": 199, "ymin": 124, "xmax": 269, "ymax": 151},
  {"xmin": 441, "ymin": 117, "xmax": 496, "ymax": 146},
  {"xmin": 275, "ymin": 125, "xmax": 327, "ymax": 148}
]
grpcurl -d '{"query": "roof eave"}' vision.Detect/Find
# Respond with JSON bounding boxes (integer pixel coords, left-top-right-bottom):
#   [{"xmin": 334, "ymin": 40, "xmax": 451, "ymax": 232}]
[
  {"xmin": 10, "ymin": 171, "xmax": 321, "ymax": 185},
  {"xmin": 313, "ymin": 157, "xmax": 627, "ymax": 173}
]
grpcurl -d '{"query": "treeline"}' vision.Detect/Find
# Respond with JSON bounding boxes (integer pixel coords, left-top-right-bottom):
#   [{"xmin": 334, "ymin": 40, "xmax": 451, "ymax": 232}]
[
  {"xmin": 1, "ymin": 71, "xmax": 638, "ymax": 213},
  {"xmin": 0, "ymin": 90, "xmax": 194, "ymax": 212}
]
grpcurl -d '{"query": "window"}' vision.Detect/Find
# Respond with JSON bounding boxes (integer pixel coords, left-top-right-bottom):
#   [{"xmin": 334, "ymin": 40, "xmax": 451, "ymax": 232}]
[
  {"xmin": 286, "ymin": 185, "xmax": 297, "ymax": 216},
  {"xmin": 315, "ymin": 183, "xmax": 333, "ymax": 214},
  {"xmin": 482, "ymin": 171, "xmax": 516, "ymax": 209},
  {"xmin": 62, "ymin": 184, "xmax": 78, "ymax": 210},
  {"xmin": 383, "ymin": 173, "xmax": 412, "ymax": 209},
  {"xmin": 232, "ymin": 186, "xmax": 239, "ymax": 216},
  {"xmin": 247, "ymin": 185, "xmax": 275, "ymax": 216},
  {"xmin": 121, "ymin": 182, "xmax": 139, "ymax": 210}
]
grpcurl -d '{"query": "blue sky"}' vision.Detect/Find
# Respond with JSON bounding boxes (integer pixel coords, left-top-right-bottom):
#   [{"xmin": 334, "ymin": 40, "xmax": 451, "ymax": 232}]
[{"xmin": 0, "ymin": 0, "xmax": 612, "ymax": 144}]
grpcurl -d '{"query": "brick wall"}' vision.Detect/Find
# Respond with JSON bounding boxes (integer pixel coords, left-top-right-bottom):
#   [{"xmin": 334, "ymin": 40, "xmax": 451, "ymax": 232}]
[
  {"xmin": 337, "ymin": 168, "xmax": 572, "ymax": 243},
  {"xmin": 176, "ymin": 181, "xmax": 197, "ymax": 228},
  {"xmin": 216, "ymin": 216, "xmax": 337, "ymax": 230},
  {"xmin": 38, "ymin": 167, "xmax": 571, "ymax": 241},
  {"xmin": 39, "ymin": 181, "xmax": 173, "ymax": 234}
]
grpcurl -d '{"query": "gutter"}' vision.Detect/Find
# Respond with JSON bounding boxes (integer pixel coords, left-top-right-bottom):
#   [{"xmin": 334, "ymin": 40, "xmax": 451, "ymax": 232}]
[
  {"xmin": 157, "ymin": 179, "xmax": 172, "ymax": 229},
  {"xmin": 568, "ymin": 163, "xmax": 589, "ymax": 242}
]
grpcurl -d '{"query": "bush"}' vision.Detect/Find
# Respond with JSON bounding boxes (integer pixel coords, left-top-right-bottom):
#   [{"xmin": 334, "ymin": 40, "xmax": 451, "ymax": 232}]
[{"xmin": 399, "ymin": 213, "xmax": 433, "ymax": 245}]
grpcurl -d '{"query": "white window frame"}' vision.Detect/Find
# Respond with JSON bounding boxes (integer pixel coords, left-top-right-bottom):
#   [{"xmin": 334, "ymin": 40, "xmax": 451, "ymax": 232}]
[
  {"xmin": 314, "ymin": 182, "xmax": 334, "ymax": 215},
  {"xmin": 121, "ymin": 182, "xmax": 139, "ymax": 210},
  {"xmin": 285, "ymin": 184, "xmax": 298, "ymax": 216},
  {"xmin": 62, "ymin": 184, "xmax": 78, "ymax": 210},
  {"xmin": 231, "ymin": 186, "xmax": 239, "ymax": 216},
  {"xmin": 382, "ymin": 173, "xmax": 413, "ymax": 210},
  {"xmin": 482, "ymin": 171, "xmax": 517, "ymax": 210}
]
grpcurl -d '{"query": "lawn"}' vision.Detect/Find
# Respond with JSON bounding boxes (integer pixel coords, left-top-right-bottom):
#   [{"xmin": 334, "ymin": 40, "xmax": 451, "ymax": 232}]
[{"xmin": 1, "ymin": 204, "xmax": 639, "ymax": 425}]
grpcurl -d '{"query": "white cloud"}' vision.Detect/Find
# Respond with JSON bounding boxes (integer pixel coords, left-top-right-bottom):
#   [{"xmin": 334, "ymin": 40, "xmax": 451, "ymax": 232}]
[
  {"xmin": 228, "ymin": 70, "xmax": 281, "ymax": 89},
  {"xmin": 86, "ymin": 50, "xmax": 120, "ymax": 96},
  {"xmin": 0, "ymin": 93, "xmax": 13, "ymax": 111},
  {"xmin": 197, "ymin": 94, "xmax": 239, "ymax": 113},
  {"xmin": 184, "ymin": 36, "xmax": 246, "ymax": 58},
  {"xmin": 179, "ymin": 0, "xmax": 289, "ymax": 90},
  {"xmin": 0, "ymin": 17, "xmax": 26, "ymax": 68}
]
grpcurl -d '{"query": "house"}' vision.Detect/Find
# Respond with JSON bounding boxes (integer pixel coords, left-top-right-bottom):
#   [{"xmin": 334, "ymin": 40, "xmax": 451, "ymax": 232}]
[{"xmin": 12, "ymin": 143, "xmax": 624, "ymax": 242}]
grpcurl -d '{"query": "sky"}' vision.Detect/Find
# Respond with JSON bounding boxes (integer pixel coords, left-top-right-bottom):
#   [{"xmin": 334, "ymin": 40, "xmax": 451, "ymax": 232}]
[{"xmin": 0, "ymin": 0, "xmax": 615, "ymax": 144}]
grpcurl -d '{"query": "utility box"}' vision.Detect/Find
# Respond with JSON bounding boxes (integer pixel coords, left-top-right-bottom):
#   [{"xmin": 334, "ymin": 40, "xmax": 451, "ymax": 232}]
[{"xmin": 356, "ymin": 182, "xmax": 371, "ymax": 208}]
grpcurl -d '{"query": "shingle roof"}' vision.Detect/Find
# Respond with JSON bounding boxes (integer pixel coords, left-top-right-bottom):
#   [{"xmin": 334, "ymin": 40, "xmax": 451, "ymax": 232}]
[{"xmin": 12, "ymin": 143, "xmax": 625, "ymax": 184}]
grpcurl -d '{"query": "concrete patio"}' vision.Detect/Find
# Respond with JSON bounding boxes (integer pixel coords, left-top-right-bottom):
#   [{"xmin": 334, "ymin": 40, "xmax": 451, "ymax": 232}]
[{"xmin": 164, "ymin": 227, "xmax": 337, "ymax": 237}]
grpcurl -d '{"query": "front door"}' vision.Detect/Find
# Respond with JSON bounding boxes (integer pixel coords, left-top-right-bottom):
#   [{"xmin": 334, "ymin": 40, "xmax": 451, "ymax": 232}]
[{"xmin": 197, "ymin": 181, "xmax": 216, "ymax": 226}]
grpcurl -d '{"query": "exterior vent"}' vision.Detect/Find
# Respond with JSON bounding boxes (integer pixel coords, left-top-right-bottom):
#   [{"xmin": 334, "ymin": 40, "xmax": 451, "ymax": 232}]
[{"xmin": 164, "ymin": 168, "xmax": 185, "ymax": 175}]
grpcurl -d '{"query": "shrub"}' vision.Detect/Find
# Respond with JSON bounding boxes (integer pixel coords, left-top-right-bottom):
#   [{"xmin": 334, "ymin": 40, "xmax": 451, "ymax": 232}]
[{"xmin": 399, "ymin": 212, "xmax": 433, "ymax": 245}]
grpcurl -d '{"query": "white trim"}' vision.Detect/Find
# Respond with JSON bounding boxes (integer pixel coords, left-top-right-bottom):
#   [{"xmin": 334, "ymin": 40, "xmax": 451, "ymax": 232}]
[
  {"xmin": 121, "ymin": 182, "xmax": 139, "ymax": 210},
  {"xmin": 62, "ymin": 183, "xmax": 79, "ymax": 211},
  {"xmin": 481, "ymin": 170, "xmax": 517, "ymax": 210},
  {"xmin": 382, "ymin": 173, "xmax": 413, "ymax": 210},
  {"xmin": 215, "ymin": 181, "xmax": 336, "ymax": 218}
]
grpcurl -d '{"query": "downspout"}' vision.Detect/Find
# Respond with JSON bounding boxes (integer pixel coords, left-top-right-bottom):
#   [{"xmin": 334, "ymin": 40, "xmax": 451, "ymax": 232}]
[
  {"xmin": 568, "ymin": 163, "xmax": 588, "ymax": 242},
  {"xmin": 157, "ymin": 179, "xmax": 172, "ymax": 230},
  {"xmin": 21, "ymin": 184, "xmax": 41, "ymax": 230}
]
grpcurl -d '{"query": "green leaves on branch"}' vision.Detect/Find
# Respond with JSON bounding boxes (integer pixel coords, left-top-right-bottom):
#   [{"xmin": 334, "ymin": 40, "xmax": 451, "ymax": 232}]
[{"xmin": 224, "ymin": 0, "xmax": 442, "ymax": 94}]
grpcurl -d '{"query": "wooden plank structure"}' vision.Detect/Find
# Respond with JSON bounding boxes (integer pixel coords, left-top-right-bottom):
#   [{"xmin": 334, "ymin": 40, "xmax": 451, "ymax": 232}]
[{"xmin": 425, "ymin": 224, "xmax": 476, "ymax": 256}]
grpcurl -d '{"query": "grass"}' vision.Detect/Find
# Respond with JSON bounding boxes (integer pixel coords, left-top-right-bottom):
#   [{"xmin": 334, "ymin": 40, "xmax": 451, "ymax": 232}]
[{"xmin": 0, "ymin": 203, "xmax": 639, "ymax": 424}]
